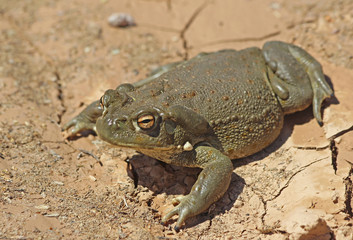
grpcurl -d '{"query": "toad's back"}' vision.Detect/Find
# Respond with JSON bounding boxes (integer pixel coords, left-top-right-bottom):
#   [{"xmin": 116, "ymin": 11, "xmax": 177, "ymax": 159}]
[{"xmin": 136, "ymin": 47, "xmax": 284, "ymax": 159}]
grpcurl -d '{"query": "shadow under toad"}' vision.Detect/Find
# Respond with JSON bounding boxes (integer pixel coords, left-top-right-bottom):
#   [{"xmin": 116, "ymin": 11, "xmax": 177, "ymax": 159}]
[{"xmin": 127, "ymin": 153, "xmax": 245, "ymax": 229}]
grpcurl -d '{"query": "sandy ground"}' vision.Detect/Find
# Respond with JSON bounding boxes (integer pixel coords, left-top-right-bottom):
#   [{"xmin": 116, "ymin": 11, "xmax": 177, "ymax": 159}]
[{"xmin": 1, "ymin": 0, "xmax": 353, "ymax": 239}]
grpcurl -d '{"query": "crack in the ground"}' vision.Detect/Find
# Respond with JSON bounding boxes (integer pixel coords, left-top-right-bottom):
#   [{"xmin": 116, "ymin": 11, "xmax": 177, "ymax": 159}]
[
  {"xmin": 247, "ymin": 185, "xmax": 284, "ymax": 235},
  {"xmin": 192, "ymin": 17, "xmax": 322, "ymax": 50},
  {"xmin": 293, "ymin": 124, "xmax": 353, "ymax": 213},
  {"xmin": 258, "ymin": 120, "xmax": 353, "ymax": 226},
  {"xmin": 180, "ymin": 1, "xmax": 209, "ymax": 60},
  {"xmin": 257, "ymin": 157, "xmax": 328, "ymax": 226},
  {"xmin": 293, "ymin": 145, "xmax": 329, "ymax": 150},
  {"xmin": 343, "ymin": 160, "xmax": 353, "ymax": 218},
  {"xmin": 199, "ymin": 31, "xmax": 281, "ymax": 47},
  {"xmin": 330, "ymin": 140, "xmax": 338, "ymax": 174},
  {"xmin": 5, "ymin": 14, "xmax": 67, "ymax": 126},
  {"xmin": 328, "ymin": 126, "xmax": 353, "ymax": 215},
  {"xmin": 293, "ymin": 143, "xmax": 333, "ymax": 175},
  {"xmin": 268, "ymin": 157, "xmax": 328, "ymax": 202},
  {"xmin": 53, "ymin": 71, "xmax": 66, "ymax": 125},
  {"xmin": 53, "ymin": 71, "xmax": 67, "ymax": 125},
  {"xmin": 329, "ymin": 125, "xmax": 353, "ymax": 141}
]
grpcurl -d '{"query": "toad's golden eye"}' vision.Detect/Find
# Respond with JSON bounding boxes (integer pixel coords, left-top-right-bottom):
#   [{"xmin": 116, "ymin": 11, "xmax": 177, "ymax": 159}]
[{"xmin": 137, "ymin": 115, "xmax": 155, "ymax": 130}]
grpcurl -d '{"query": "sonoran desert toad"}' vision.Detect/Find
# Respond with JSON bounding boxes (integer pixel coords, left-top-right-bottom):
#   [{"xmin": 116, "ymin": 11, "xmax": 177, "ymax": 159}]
[{"xmin": 64, "ymin": 41, "xmax": 333, "ymax": 230}]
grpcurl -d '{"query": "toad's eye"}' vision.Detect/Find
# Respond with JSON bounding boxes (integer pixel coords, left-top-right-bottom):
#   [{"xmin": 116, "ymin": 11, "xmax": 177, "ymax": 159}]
[{"xmin": 137, "ymin": 115, "xmax": 155, "ymax": 130}]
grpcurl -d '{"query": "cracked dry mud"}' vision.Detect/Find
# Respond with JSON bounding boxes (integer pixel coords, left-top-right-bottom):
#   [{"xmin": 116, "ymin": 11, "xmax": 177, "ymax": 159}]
[{"xmin": 1, "ymin": 0, "xmax": 353, "ymax": 239}]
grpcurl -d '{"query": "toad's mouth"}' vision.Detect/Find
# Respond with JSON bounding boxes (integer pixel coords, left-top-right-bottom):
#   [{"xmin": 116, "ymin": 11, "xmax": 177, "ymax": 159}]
[
  {"xmin": 103, "ymin": 140, "xmax": 176, "ymax": 151},
  {"xmin": 97, "ymin": 129, "xmax": 176, "ymax": 151}
]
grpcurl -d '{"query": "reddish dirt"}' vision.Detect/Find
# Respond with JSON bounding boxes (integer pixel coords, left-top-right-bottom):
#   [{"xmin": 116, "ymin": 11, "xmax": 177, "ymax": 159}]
[{"xmin": 1, "ymin": 0, "xmax": 353, "ymax": 239}]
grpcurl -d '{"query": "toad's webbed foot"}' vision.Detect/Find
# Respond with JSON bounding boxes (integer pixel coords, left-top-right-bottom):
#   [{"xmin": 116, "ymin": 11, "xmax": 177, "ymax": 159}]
[
  {"xmin": 63, "ymin": 100, "xmax": 103, "ymax": 137},
  {"xmin": 161, "ymin": 146, "xmax": 233, "ymax": 231}
]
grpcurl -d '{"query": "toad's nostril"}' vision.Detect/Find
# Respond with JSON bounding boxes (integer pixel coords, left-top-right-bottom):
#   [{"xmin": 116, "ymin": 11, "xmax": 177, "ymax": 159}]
[{"xmin": 109, "ymin": 118, "xmax": 125, "ymax": 130}]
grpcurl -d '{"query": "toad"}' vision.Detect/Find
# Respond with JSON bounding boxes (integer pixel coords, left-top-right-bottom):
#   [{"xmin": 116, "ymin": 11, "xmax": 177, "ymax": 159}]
[{"xmin": 64, "ymin": 41, "xmax": 333, "ymax": 230}]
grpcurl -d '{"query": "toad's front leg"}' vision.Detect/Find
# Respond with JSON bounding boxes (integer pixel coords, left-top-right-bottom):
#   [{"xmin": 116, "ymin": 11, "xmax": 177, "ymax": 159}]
[
  {"xmin": 161, "ymin": 146, "xmax": 233, "ymax": 231},
  {"xmin": 63, "ymin": 100, "xmax": 103, "ymax": 137}
]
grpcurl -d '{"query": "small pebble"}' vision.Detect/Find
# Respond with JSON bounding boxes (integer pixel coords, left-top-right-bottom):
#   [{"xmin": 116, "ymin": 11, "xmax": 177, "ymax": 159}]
[
  {"xmin": 111, "ymin": 48, "xmax": 120, "ymax": 55},
  {"xmin": 269, "ymin": 2, "xmax": 281, "ymax": 10},
  {"xmin": 35, "ymin": 204, "xmax": 50, "ymax": 210},
  {"xmin": 52, "ymin": 181, "xmax": 64, "ymax": 186},
  {"xmin": 108, "ymin": 13, "xmax": 136, "ymax": 28},
  {"xmin": 233, "ymin": 200, "xmax": 244, "ymax": 208},
  {"xmin": 45, "ymin": 213, "xmax": 60, "ymax": 217},
  {"xmin": 84, "ymin": 46, "xmax": 91, "ymax": 53},
  {"xmin": 89, "ymin": 175, "xmax": 97, "ymax": 182},
  {"xmin": 171, "ymin": 36, "xmax": 179, "ymax": 42},
  {"xmin": 331, "ymin": 192, "xmax": 339, "ymax": 203}
]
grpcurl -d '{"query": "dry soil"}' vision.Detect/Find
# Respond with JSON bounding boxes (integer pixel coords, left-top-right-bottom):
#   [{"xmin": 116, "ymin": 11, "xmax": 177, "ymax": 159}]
[{"xmin": 1, "ymin": 0, "xmax": 353, "ymax": 239}]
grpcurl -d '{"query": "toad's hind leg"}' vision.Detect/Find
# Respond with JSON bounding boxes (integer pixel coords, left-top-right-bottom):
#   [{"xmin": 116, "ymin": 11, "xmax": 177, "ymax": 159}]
[{"xmin": 262, "ymin": 41, "xmax": 333, "ymax": 125}]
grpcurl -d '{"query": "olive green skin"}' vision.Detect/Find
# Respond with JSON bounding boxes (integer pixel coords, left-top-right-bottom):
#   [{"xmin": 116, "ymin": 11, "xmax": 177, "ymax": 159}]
[{"xmin": 64, "ymin": 41, "xmax": 333, "ymax": 230}]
